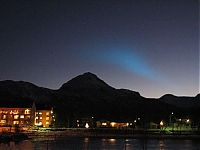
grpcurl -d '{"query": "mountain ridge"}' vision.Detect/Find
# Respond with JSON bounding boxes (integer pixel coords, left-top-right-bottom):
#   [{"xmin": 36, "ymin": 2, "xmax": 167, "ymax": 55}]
[
  {"xmin": 1, "ymin": 72, "xmax": 197, "ymax": 99},
  {"xmin": 0, "ymin": 72, "xmax": 199, "ymax": 124}
]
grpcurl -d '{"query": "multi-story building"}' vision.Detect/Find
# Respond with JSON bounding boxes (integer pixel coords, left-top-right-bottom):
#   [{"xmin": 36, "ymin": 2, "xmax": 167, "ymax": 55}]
[
  {"xmin": 35, "ymin": 108, "xmax": 54, "ymax": 128},
  {"xmin": 0, "ymin": 107, "xmax": 34, "ymax": 127},
  {"xmin": 0, "ymin": 102, "xmax": 54, "ymax": 128}
]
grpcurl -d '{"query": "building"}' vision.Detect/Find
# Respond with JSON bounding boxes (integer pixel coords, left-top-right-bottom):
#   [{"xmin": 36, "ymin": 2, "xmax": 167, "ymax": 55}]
[
  {"xmin": 0, "ymin": 107, "xmax": 34, "ymax": 127},
  {"xmin": 35, "ymin": 108, "xmax": 54, "ymax": 128},
  {"xmin": 0, "ymin": 102, "xmax": 54, "ymax": 128},
  {"xmin": 96, "ymin": 120, "xmax": 131, "ymax": 128}
]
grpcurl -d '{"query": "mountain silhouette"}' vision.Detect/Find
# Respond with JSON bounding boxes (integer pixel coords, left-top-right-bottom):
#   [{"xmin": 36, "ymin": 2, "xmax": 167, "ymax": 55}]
[{"xmin": 0, "ymin": 72, "xmax": 199, "ymax": 125}]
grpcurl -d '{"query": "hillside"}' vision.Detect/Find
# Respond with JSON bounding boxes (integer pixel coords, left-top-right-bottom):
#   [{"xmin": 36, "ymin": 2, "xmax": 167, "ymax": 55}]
[{"xmin": 0, "ymin": 72, "xmax": 199, "ymax": 125}]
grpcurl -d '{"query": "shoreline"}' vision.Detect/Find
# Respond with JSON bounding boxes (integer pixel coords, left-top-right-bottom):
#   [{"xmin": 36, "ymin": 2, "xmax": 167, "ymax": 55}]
[{"xmin": 26, "ymin": 128, "xmax": 200, "ymax": 140}]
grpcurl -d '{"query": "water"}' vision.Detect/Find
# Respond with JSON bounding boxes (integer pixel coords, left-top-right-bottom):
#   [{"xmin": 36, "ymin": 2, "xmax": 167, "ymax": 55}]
[{"xmin": 0, "ymin": 137, "xmax": 200, "ymax": 150}]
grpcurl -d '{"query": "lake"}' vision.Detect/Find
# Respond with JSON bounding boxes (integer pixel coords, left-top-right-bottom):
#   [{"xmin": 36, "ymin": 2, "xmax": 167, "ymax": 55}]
[{"xmin": 0, "ymin": 137, "xmax": 200, "ymax": 150}]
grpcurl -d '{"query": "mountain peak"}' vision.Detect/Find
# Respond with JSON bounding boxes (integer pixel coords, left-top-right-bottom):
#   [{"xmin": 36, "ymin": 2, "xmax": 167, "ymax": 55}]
[
  {"xmin": 60, "ymin": 72, "xmax": 115, "ymax": 91},
  {"xmin": 82, "ymin": 72, "xmax": 98, "ymax": 77},
  {"xmin": 160, "ymin": 94, "xmax": 176, "ymax": 99}
]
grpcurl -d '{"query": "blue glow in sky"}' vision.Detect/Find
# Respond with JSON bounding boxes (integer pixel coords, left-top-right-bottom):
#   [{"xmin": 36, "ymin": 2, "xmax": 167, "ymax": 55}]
[
  {"xmin": 0, "ymin": 0, "xmax": 198, "ymax": 98},
  {"xmin": 95, "ymin": 49, "xmax": 158, "ymax": 80}
]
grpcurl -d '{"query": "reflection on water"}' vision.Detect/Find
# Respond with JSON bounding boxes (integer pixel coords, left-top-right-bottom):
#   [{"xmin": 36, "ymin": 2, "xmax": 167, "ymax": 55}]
[
  {"xmin": 0, "ymin": 137, "xmax": 200, "ymax": 150},
  {"xmin": 0, "ymin": 140, "xmax": 33, "ymax": 150}
]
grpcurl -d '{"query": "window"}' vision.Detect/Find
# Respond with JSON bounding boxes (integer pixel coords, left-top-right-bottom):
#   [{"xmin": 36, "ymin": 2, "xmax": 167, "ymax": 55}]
[
  {"xmin": 46, "ymin": 122, "xmax": 49, "ymax": 125},
  {"xmin": 39, "ymin": 112, "xmax": 42, "ymax": 115},
  {"xmin": 46, "ymin": 117, "xmax": 49, "ymax": 120},
  {"xmin": 14, "ymin": 115, "xmax": 19, "ymax": 119},
  {"xmin": 20, "ymin": 115, "xmax": 24, "ymax": 118},
  {"xmin": 25, "ymin": 109, "xmax": 30, "ymax": 114},
  {"xmin": 35, "ymin": 122, "xmax": 42, "ymax": 126},
  {"xmin": 3, "ymin": 115, "xmax": 6, "ymax": 119},
  {"xmin": 0, "ymin": 120, "xmax": 6, "ymax": 124},
  {"xmin": 13, "ymin": 121, "xmax": 19, "ymax": 124},
  {"xmin": 46, "ymin": 112, "xmax": 49, "ymax": 115},
  {"xmin": 25, "ymin": 115, "xmax": 30, "ymax": 119},
  {"xmin": 102, "ymin": 122, "xmax": 107, "ymax": 126},
  {"xmin": 13, "ymin": 110, "xmax": 19, "ymax": 114},
  {"xmin": 40, "ymin": 117, "xmax": 42, "ymax": 119}
]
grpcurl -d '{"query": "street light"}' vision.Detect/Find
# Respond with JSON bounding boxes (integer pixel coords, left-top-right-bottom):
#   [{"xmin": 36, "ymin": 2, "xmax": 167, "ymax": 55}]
[
  {"xmin": 85, "ymin": 123, "xmax": 89, "ymax": 128},
  {"xmin": 160, "ymin": 120, "xmax": 164, "ymax": 126},
  {"xmin": 160, "ymin": 120, "xmax": 164, "ymax": 130}
]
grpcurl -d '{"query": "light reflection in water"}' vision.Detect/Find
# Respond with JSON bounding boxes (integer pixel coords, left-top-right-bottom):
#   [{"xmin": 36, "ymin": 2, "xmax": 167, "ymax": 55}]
[
  {"xmin": 84, "ymin": 137, "xmax": 89, "ymax": 150},
  {"xmin": 109, "ymin": 138, "xmax": 116, "ymax": 144},
  {"xmin": 0, "ymin": 140, "xmax": 33, "ymax": 150},
  {"xmin": 0, "ymin": 138, "xmax": 199, "ymax": 150},
  {"xmin": 159, "ymin": 140, "xmax": 165, "ymax": 150}
]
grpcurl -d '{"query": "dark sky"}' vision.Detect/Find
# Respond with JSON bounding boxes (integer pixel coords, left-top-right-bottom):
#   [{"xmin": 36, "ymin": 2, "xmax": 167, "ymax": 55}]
[{"xmin": 0, "ymin": 0, "xmax": 199, "ymax": 98}]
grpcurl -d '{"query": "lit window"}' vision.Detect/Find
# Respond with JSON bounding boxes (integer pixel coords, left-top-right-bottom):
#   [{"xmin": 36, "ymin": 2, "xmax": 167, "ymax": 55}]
[
  {"xmin": 39, "ymin": 112, "xmax": 42, "ymax": 115},
  {"xmin": 35, "ymin": 122, "xmax": 42, "ymax": 126},
  {"xmin": 13, "ymin": 110, "xmax": 19, "ymax": 114},
  {"xmin": 26, "ymin": 115, "xmax": 30, "ymax": 119},
  {"xmin": 35, "ymin": 117, "xmax": 38, "ymax": 119},
  {"xmin": 25, "ymin": 109, "xmax": 30, "ymax": 114},
  {"xmin": 14, "ymin": 115, "xmax": 19, "ymax": 119},
  {"xmin": 3, "ymin": 111, "xmax": 8, "ymax": 114},
  {"xmin": 40, "ymin": 117, "xmax": 42, "ymax": 119},
  {"xmin": 0, "ymin": 120, "xmax": 6, "ymax": 124},
  {"xmin": 20, "ymin": 115, "xmax": 24, "ymax": 118},
  {"xmin": 102, "ymin": 122, "xmax": 107, "ymax": 126},
  {"xmin": 51, "ymin": 110, "xmax": 53, "ymax": 114},
  {"xmin": 110, "ymin": 122, "xmax": 116, "ymax": 127},
  {"xmin": 46, "ymin": 122, "xmax": 49, "ymax": 125},
  {"xmin": 46, "ymin": 112, "xmax": 49, "ymax": 115},
  {"xmin": 13, "ymin": 121, "xmax": 19, "ymax": 125},
  {"xmin": 46, "ymin": 117, "xmax": 49, "ymax": 120},
  {"xmin": 3, "ymin": 115, "xmax": 6, "ymax": 119}
]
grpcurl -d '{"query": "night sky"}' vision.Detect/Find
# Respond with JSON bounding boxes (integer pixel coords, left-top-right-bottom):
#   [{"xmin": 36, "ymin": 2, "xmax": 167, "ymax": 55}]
[{"xmin": 0, "ymin": 0, "xmax": 199, "ymax": 98}]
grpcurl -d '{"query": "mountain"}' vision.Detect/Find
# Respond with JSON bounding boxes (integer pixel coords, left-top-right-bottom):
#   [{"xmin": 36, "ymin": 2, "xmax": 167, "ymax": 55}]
[
  {"xmin": 159, "ymin": 94, "xmax": 200, "ymax": 108},
  {"xmin": 60, "ymin": 72, "xmax": 115, "ymax": 91},
  {"xmin": 0, "ymin": 72, "xmax": 199, "ymax": 125},
  {"xmin": 0, "ymin": 80, "xmax": 54, "ymax": 107}
]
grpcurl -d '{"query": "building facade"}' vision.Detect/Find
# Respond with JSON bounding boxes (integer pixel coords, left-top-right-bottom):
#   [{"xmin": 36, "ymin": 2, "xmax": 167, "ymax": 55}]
[
  {"xmin": 0, "ymin": 108, "xmax": 33, "ymax": 127},
  {"xmin": 35, "ymin": 109, "xmax": 54, "ymax": 128},
  {"xmin": 0, "ymin": 103, "xmax": 54, "ymax": 128}
]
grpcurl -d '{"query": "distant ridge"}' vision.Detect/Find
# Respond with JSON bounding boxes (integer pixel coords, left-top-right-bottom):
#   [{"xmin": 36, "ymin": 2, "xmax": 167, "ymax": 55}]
[
  {"xmin": 0, "ymin": 72, "xmax": 199, "ymax": 107},
  {"xmin": 0, "ymin": 72, "xmax": 199, "ymax": 124}
]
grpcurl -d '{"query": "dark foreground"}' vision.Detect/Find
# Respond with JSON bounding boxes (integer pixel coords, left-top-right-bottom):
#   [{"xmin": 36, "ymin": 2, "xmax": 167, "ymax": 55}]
[{"xmin": 1, "ymin": 137, "xmax": 200, "ymax": 150}]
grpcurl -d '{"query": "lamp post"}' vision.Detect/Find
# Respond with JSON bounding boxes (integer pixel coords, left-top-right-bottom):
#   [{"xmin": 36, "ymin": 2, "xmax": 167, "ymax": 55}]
[
  {"xmin": 169, "ymin": 112, "xmax": 174, "ymax": 132},
  {"xmin": 169, "ymin": 112, "xmax": 173, "ymax": 124},
  {"xmin": 160, "ymin": 120, "xmax": 164, "ymax": 130}
]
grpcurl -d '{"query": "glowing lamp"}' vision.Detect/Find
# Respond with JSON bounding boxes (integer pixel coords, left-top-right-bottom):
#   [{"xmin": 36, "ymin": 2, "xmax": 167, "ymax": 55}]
[
  {"xmin": 85, "ymin": 123, "xmax": 89, "ymax": 128},
  {"xmin": 160, "ymin": 121, "xmax": 164, "ymax": 126}
]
